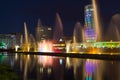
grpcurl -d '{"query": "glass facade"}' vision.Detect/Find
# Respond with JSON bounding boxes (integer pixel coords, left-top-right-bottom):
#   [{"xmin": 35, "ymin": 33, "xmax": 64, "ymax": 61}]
[{"xmin": 84, "ymin": 5, "xmax": 97, "ymax": 42}]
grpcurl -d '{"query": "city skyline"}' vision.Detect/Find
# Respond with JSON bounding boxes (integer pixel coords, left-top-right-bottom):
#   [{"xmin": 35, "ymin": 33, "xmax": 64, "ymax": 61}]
[{"xmin": 0, "ymin": 0, "xmax": 120, "ymax": 36}]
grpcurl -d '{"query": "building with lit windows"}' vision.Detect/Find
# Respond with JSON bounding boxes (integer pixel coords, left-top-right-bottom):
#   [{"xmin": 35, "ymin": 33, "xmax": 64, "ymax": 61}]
[
  {"xmin": 36, "ymin": 19, "xmax": 53, "ymax": 41},
  {"xmin": 0, "ymin": 34, "xmax": 17, "ymax": 49},
  {"xmin": 39, "ymin": 27, "xmax": 52, "ymax": 41},
  {"xmin": 52, "ymin": 38, "xmax": 66, "ymax": 52},
  {"xmin": 84, "ymin": 4, "xmax": 97, "ymax": 42}
]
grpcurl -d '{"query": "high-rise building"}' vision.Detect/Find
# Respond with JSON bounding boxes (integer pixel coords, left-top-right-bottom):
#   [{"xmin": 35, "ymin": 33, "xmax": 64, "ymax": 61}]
[
  {"xmin": 84, "ymin": 4, "xmax": 97, "ymax": 42},
  {"xmin": 39, "ymin": 26, "xmax": 52, "ymax": 41},
  {"xmin": 85, "ymin": 5, "xmax": 94, "ymax": 29},
  {"xmin": 36, "ymin": 19, "xmax": 53, "ymax": 41}
]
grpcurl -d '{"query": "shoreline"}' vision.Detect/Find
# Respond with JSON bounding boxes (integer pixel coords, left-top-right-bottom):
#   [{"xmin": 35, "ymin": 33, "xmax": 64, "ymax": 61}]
[{"xmin": 1, "ymin": 51, "xmax": 120, "ymax": 61}]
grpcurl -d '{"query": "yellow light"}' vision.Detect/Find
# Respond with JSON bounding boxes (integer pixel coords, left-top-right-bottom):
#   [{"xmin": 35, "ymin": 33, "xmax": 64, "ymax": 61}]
[{"xmin": 61, "ymin": 44, "xmax": 65, "ymax": 46}]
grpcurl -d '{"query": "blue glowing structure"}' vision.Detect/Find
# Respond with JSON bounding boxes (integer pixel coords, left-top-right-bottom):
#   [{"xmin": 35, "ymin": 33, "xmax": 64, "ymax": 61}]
[
  {"xmin": 85, "ymin": 27, "xmax": 97, "ymax": 42},
  {"xmin": 84, "ymin": 5, "xmax": 97, "ymax": 42},
  {"xmin": 85, "ymin": 60, "xmax": 97, "ymax": 80}
]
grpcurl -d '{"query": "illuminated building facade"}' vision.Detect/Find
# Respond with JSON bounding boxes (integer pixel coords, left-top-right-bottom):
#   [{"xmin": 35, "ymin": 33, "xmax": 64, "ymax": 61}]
[
  {"xmin": 36, "ymin": 26, "xmax": 52, "ymax": 41},
  {"xmin": 52, "ymin": 38, "xmax": 66, "ymax": 52},
  {"xmin": 84, "ymin": 5, "xmax": 97, "ymax": 42},
  {"xmin": 0, "ymin": 34, "xmax": 17, "ymax": 49},
  {"xmin": 36, "ymin": 19, "xmax": 53, "ymax": 41}
]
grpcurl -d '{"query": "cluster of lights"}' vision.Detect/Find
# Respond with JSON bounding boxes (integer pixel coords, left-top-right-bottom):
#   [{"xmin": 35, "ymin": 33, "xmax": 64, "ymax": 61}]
[{"xmin": 38, "ymin": 40, "xmax": 53, "ymax": 52}]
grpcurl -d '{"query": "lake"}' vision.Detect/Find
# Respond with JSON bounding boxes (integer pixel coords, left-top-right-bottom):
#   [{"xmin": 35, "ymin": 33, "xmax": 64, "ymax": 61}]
[{"xmin": 0, "ymin": 52, "xmax": 120, "ymax": 80}]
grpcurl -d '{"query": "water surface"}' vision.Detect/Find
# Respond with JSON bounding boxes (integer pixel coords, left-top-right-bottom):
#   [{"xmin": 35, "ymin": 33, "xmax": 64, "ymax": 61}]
[{"xmin": 0, "ymin": 52, "xmax": 120, "ymax": 80}]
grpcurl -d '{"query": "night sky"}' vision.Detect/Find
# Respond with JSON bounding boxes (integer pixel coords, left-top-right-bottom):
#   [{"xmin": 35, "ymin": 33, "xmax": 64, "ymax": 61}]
[{"xmin": 0, "ymin": 0, "xmax": 120, "ymax": 36}]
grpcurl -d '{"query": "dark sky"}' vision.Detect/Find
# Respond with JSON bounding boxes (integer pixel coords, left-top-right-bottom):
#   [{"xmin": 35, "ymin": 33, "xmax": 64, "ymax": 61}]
[{"xmin": 0, "ymin": 0, "xmax": 120, "ymax": 36}]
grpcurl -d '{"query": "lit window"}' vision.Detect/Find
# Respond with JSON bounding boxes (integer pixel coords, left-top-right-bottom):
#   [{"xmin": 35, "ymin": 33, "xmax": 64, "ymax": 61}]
[
  {"xmin": 48, "ymin": 28, "xmax": 52, "ymax": 30},
  {"xmin": 59, "ymin": 38, "xmax": 63, "ymax": 42}
]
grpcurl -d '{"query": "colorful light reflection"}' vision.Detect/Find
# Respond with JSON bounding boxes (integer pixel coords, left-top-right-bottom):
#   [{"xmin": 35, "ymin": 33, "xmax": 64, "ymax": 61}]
[
  {"xmin": 38, "ymin": 56, "xmax": 53, "ymax": 67},
  {"xmin": 85, "ymin": 60, "xmax": 98, "ymax": 80},
  {"xmin": 38, "ymin": 40, "xmax": 53, "ymax": 52},
  {"xmin": 0, "ymin": 53, "xmax": 4, "ymax": 63}
]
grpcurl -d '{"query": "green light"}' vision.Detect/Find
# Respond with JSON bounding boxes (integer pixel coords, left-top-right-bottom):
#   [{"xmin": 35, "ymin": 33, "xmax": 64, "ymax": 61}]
[
  {"xmin": 0, "ymin": 53, "xmax": 4, "ymax": 63},
  {"xmin": 0, "ymin": 41, "xmax": 6, "ymax": 48}
]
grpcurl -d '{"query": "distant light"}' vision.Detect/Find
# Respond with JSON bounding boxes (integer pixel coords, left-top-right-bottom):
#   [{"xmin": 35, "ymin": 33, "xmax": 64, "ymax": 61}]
[
  {"xmin": 59, "ymin": 38, "xmax": 63, "ymax": 42},
  {"xmin": 48, "ymin": 68, "xmax": 52, "ymax": 74},
  {"xmin": 59, "ymin": 59, "xmax": 63, "ymax": 64},
  {"xmin": 15, "ymin": 53, "xmax": 18, "ymax": 60},
  {"xmin": 48, "ymin": 28, "xmax": 52, "ymax": 30},
  {"xmin": 15, "ymin": 45, "xmax": 19, "ymax": 51},
  {"xmin": 40, "ymin": 67, "xmax": 43, "ymax": 73},
  {"xmin": 102, "ymin": 46, "xmax": 104, "ymax": 48}
]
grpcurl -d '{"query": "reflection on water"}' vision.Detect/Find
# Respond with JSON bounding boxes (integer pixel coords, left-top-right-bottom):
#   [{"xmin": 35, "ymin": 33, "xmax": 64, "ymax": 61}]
[
  {"xmin": 0, "ymin": 53, "xmax": 5, "ymax": 63},
  {"xmin": 84, "ymin": 60, "xmax": 99, "ymax": 80},
  {"xmin": 0, "ymin": 52, "xmax": 120, "ymax": 80},
  {"xmin": 38, "ymin": 56, "xmax": 53, "ymax": 67}
]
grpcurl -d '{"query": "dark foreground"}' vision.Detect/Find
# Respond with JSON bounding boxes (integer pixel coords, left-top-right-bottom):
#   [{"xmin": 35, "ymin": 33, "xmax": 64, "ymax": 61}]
[{"xmin": 0, "ymin": 64, "xmax": 19, "ymax": 80}]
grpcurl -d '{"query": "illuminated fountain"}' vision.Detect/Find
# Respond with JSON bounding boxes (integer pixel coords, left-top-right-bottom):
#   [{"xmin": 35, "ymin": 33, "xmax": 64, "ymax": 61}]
[
  {"xmin": 19, "ymin": 6, "xmax": 102, "ymax": 53},
  {"xmin": 36, "ymin": 19, "xmax": 42, "ymax": 42},
  {"xmin": 53, "ymin": 13, "xmax": 63, "ymax": 41},
  {"xmin": 37, "ymin": 13, "xmax": 64, "ymax": 53},
  {"xmin": 18, "ymin": 22, "xmax": 37, "ymax": 52},
  {"xmin": 29, "ymin": 34, "xmax": 37, "ymax": 51},
  {"xmin": 92, "ymin": 0, "xmax": 101, "ymax": 41},
  {"xmin": 66, "ymin": 40, "xmax": 72, "ymax": 53},
  {"xmin": 73, "ymin": 22, "xmax": 84, "ymax": 43},
  {"xmin": 105, "ymin": 14, "xmax": 120, "ymax": 41},
  {"xmin": 22, "ymin": 22, "xmax": 30, "ymax": 52},
  {"xmin": 105, "ymin": 24, "xmax": 120, "ymax": 41},
  {"xmin": 68, "ymin": 0, "xmax": 102, "ymax": 53},
  {"xmin": 36, "ymin": 18, "xmax": 53, "ymax": 52},
  {"xmin": 72, "ymin": 22, "xmax": 84, "ymax": 52},
  {"xmin": 38, "ymin": 40, "xmax": 53, "ymax": 52}
]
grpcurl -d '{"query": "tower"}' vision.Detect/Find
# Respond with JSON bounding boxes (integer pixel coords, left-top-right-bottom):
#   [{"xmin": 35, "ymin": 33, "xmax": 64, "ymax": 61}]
[
  {"xmin": 36, "ymin": 19, "xmax": 53, "ymax": 41},
  {"xmin": 84, "ymin": 5, "xmax": 97, "ymax": 42}
]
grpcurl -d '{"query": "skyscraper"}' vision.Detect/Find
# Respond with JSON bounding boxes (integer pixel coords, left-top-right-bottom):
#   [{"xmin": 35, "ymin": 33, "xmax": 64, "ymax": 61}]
[
  {"xmin": 36, "ymin": 19, "xmax": 53, "ymax": 41},
  {"xmin": 84, "ymin": 4, "xmax": 97, "ymax": 42},
  {"xmin": 85, "ymin": 5, "xmax": 94, "ymax": 29}
]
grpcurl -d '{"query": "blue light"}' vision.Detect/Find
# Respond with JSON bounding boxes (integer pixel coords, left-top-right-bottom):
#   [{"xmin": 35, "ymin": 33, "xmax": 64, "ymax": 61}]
[
  {"xmin": 86, "ymin": 75, "xmax": 92, "ymax": 80},
  {"xmin": 59, "ymin": 59, "xmax": 63, "ymax": 64}
]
